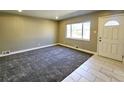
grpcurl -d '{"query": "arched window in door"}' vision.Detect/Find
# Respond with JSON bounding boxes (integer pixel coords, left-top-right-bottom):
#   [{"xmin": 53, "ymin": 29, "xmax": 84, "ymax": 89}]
[{"xmin": 104, "ymin": 20, "xmax": 119, "ymax": 26}]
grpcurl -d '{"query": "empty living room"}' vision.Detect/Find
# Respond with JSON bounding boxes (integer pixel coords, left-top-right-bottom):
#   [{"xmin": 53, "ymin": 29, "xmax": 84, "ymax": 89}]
[
  {"xmin": 1, "ymin": 0, "xmax": 124, "ymax": 93},
  {"xmin": 0, "ymin": 10, "xmax": 124, "ymax": 82}
]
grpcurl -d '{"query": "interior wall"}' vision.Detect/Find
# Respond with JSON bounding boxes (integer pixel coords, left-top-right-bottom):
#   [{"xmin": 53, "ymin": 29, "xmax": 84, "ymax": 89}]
[
  {"xmin": 58, "ymin": 10, "xmax": 124, "ymax": 52},
  {"xmin": 0, "ymin": 11, "xmax": 123, "ymax": 54},
  {"xmin": 0, "ymin": 13, "xmax": 58, "ymax": 54}
]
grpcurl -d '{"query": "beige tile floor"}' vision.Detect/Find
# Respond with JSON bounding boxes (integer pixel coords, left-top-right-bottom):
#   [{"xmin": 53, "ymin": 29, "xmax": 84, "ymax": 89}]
[{"xmin": 62, "ymin": 55, "xmax": 124, "ymax": 82}]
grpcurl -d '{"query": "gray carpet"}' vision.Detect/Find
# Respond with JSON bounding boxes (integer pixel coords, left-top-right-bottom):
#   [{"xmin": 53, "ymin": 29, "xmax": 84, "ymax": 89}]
[{"xmin": 0, "ymin": 45, "xmax": 92, "ymax": 82}]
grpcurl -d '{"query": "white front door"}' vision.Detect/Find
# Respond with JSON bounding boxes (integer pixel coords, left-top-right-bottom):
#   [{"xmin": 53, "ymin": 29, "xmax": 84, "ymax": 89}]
[{"xmin": 98, "ymin": 14, "xmax": 124, "ymax": 61}]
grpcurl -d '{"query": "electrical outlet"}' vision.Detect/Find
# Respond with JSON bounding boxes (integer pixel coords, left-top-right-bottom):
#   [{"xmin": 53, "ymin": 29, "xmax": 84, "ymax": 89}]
[{"xmin": 76, "ymin": 46, "xmax": 78, "ymax": 48}]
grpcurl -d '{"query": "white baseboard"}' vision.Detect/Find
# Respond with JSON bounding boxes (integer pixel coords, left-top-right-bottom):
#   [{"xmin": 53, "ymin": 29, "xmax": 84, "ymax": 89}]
[
  {"xmin": 0, "ymin": 43, "xmax": 96, "ymax": 58},
  {"xmin": 58, "ymin": 43, "xmax": 96, "ymax": 55},
  {"xmin": 0, "ymin": 43, "xmax": 58, "ymax": 57}
]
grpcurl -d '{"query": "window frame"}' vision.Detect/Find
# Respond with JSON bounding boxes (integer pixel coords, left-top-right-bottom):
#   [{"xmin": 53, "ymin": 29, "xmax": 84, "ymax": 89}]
[{"xmin": 65, "ymin": 21, "xmax": 91, "ymax": 41}]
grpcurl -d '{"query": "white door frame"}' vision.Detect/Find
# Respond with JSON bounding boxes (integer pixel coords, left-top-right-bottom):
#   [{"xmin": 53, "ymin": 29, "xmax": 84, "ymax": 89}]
[{"xmin": 97, "ymin": 13, "xmax": 124, "ymax": 62}]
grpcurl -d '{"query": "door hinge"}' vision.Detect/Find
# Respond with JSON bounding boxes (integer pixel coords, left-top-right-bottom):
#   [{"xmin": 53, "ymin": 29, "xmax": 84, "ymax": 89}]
[
  {"xmin": 122, "ymin": 56, "xmax": 124, "ymax": 60},
  {"xmin": 122, "ymin": 56, "xmax": 124, "ymax": 62}
]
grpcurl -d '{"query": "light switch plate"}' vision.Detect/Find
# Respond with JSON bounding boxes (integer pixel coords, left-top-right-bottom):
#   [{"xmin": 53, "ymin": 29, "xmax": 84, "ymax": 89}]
[{"xmin": 94, "ymin": 30, "xmax": 97, "ymax": 33}]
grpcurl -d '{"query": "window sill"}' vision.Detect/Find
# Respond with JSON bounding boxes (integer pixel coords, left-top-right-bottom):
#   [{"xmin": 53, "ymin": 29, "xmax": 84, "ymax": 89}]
[{"xmin": 66, "ymin": 37, "xmax": 90, "ymax": 41}]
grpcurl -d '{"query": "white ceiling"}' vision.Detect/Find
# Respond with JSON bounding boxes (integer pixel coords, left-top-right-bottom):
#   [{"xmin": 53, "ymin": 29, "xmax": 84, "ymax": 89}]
[{"xmin": 1, "ymin": 10, "xmax": 98, "ymax": 20}]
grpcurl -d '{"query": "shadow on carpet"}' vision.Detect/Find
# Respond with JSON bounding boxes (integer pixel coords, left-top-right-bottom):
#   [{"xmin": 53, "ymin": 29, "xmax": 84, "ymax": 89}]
[{"xmin": 0, "ymin": 45, "xmax": 92, "ymax": 82}]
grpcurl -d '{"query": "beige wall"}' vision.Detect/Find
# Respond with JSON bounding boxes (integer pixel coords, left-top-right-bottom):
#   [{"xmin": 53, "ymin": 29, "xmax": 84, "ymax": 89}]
[
  {"xmin": 58, "ymin": 10, "xmax": 124, "ymax": 52},
  {"xmin": 0, "ymin": 13, "xmax": 58, "ymax": 53},
  {"xmin": 0, "ymin": 11, "xmax": 123, "ymax": 54}
]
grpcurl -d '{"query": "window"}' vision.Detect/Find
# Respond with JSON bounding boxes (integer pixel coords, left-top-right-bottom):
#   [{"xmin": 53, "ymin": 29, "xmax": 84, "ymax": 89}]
[
  {"xmin": 66, "ymin": 24, "xmax": 71, "ymax": 38},
  {"xmin": 71, "ymin": 23, "xmax": 82, "ymax": 39},
  {"xmin": 104, "ymin": 20, "xmax": 119, "ymax": 26},
  {"xmin": 66, "ymin": 21, "xmax": 91, "ymax": 41},
  {"xmin": 83, "ymin": 22, "xmax": 91, "ymax": 40}
]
